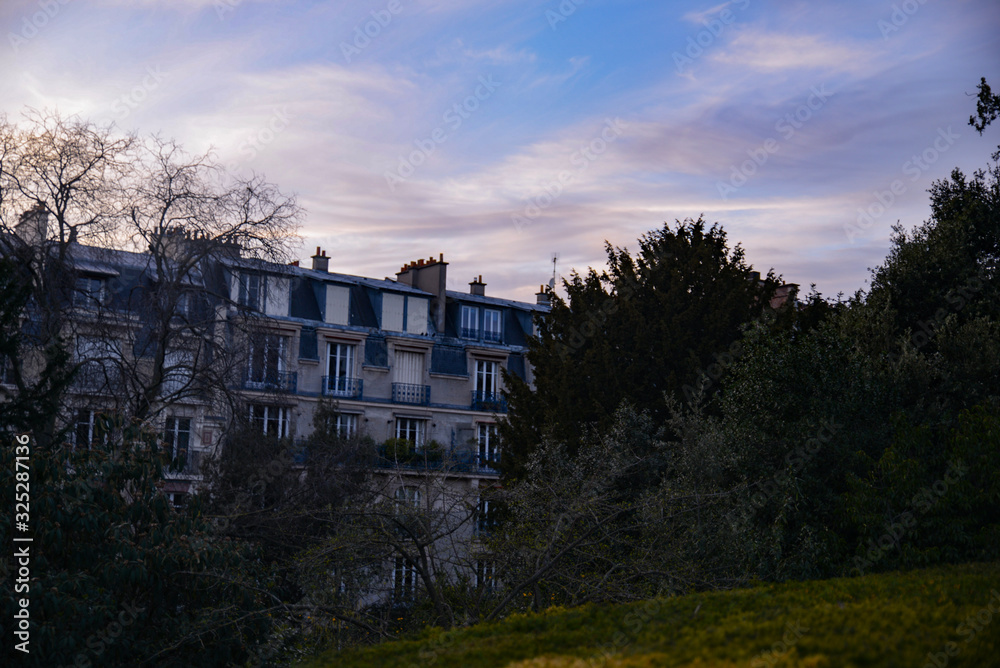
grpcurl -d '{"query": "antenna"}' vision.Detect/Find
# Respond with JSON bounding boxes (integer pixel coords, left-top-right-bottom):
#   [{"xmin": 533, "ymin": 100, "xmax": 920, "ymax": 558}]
[{"xmin": 548, "ymin": 252, "xmax": 559, "ymax": 290}]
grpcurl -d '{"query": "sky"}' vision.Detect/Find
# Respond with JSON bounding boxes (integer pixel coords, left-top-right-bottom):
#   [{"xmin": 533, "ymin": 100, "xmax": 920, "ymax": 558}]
[{"xmin": 1, "ymin": 0, "xmax": 998, "ymax": 303}]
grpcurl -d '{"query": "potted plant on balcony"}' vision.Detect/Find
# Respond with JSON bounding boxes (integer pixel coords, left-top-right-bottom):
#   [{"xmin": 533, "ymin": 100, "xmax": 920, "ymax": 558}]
[
  {"xmin": 421, "ymin": 439, "xmax": 445, "ymax": 464},
  {"xmin": 382, "ymin": 437, "xmax": 414, "ymax": 463}
]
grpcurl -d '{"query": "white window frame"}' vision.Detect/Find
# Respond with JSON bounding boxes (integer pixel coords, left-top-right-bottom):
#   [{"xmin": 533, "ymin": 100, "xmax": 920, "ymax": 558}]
[
  {"xmin": 74, "ymin": 409, "xmax": 107, "ymax": 451},
  {"xmin": 249, "ymin": 404, "xmax": 290, "ymax": 438},
  {"xmin": 334, "ymin": 413, "xmax": 357, "ymax": 439},
  {"xmin": 161, "ymin": 349, "xmax": 194, "ymax": 397},
  {"xmin": 483, "ymin": 309, "xmax": 502, "ymax": 342},
  {"xmin": 395, "ymin": 418, "xmax": 425, "ymax": 448},
  {"xmin": 392, "ymin": 556, "xmax": 417, "ymax": 602},
  {"xmin": 247, "ymin": 334, "xmax": 287, "ymax": 386},
  {"xmin": 240, "ymin": 272, "xmax": 265, "ymax": 311},
  {"xmin": 394, "ymin": 485, "xmax": 421, "ymax": 509},
  {"xmin": 461, "ymin": 305, "xmax": 478, "ymax": 338},
  {"xmin": 164, "ymin": 416, "xmax": 191, "ymax": 468},
  {"xmin": 477, "ymin": 497, "xmax": 496, "ymax": 534},
  {"xmin": 476, "ymin": 559, "xmax": 496, "ymax": 590},
  {"xmin": 326, "ymin": 342, "xmax": 356, "ymax": 394},
  {"xmin": 475, "ymin": 360, "xmax": 499, "ymax": 396},
  {"xmin": 478, "ymin": 423, "xmax": 500, "ymax": 466},
  {"xmin": 176, "ymin": 291, "xmax": 193, "ymax": 318},
  {"xmin": 74, "ymin": 275, "xmax": 105, "ymax": 308}
]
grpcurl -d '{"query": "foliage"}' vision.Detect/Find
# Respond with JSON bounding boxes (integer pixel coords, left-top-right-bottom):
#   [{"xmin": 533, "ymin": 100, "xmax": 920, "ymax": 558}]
[
  {"xmin": 304, "ymin": 562, "xmax": 1000, "ymax": 668},
  {"xmin": 382, "ymin": 437, "xmax": 415, "ymax": 462},
  {"xmin": 1, "ymin": 254, "xmax": 278, "ymax": 667},
  {"xmin": 0, "ymin": 421, "xmax": 272, "ymax": 667},
  {"xmin": 487, "ymin": 404, "xmax": 727, "ymax": 617},
  {"xmin": 499, "ymin": 217, "xmax": 782, "ymax": 481}
]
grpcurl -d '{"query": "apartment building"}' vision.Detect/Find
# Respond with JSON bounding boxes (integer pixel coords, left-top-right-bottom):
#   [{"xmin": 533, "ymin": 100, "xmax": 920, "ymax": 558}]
[{"xmin": 3, "ymin": 215, "xmax": 548, "ymax": 513}]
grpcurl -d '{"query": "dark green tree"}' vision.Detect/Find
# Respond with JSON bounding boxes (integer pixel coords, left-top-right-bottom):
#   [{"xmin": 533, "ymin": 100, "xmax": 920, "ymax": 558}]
[
  {"xmin": 0, "ymin": 258, "xmax": 277, "ymax": 667},
  {"xmin": 499, "ymin": 217, "xmax": 780, "ymax": 481}
]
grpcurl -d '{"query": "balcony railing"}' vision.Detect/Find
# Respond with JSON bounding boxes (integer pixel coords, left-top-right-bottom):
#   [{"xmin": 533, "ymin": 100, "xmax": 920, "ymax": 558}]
[
  {"xmin": 322, "ymin": 376, "xmax": 363, "ymax": 398},
  {"xmin": 392, "ymin": 383, "xmax": 430, "ymax": 405},
  {"xmin": 373, "ymin": 445, "xmax": 499, "ymax": 474},
  {"xmin": 461, "ymin": 326, "xmax": 478, "ymax": 339},
  {"xmin": 243, "ymin": 369, "xmax": 297, "ymax": 393},
  {"xmin": 482, "ymin": 329, "xmax": 502, "ymax": 343},
  {"xmin": 471, "ymin": 390, "xmax": 507, "ymax": 413},
  {"xmin": 72, "ymin": 363, "xmax": 122, "ymax": 394}
]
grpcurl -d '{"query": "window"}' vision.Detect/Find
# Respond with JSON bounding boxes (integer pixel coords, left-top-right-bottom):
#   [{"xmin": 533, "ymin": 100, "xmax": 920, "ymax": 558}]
[
  {"xmin": 163, "ymin": 417, "xmax": 191, "ymax": 471},
  {"xmin": 239, "ymin": 272, "xmax": 264, "ymax": 310},
  {"xmin": 392, "ymin": 350, "xmax": 427, "ymax": 403},
  {"xmin": 74, "ymin": 275, "xmax": 105, "ymax": 308},
  {"xmin": 176, "ymin": 291, "xmax": 193, "ymax": 318},
  {"xmin": 475, "ymin": 360, "xmax": 499, "ymax": 396},
  {"xmin": 334, "ymin": 413, "xmax": 357, "ymax": 439},
  {"xmin": 161, "ymin": 349, "xmax": 194, "ymax": 396},
  {"xmin": 74, "ymin": 335, "xmax": 121, "ymax": 391},
  {"xmin": 74, "ymin": 410, "xmax": 109, "ymax": 450},
  {"xmin": 476, "ymin": 559, "xmax": 496, "ymax": 590},
  {"xmin": 395, "ymin": 418, "xmax": 425, "ymax": 448},
  {"xmin": 478, "ymin": 423, "xmax": 500, "ymax": 466},
  {"xmin": 168, "ymin": 492, "xmax": 187, "ymax": 509},
  {"xmin": 0, "ymin": 355, "xmax": 14, "ymax": 386},
  {"xmin": 461, "ymin": 305, "xmax": 478, "ymax": 339},
  {"xmin": 326, "ymin": 342, "xmax": 356, "ymax": 395},
  {"xmin": 247, "ymin": 334, "xmax": 288, "ymax": 388},
  {"xmin": 483, "ymin": 309, "xmax": 502, "ymax": 342},
  {"xmin": 249, "ymin": 404, "xmax": 290, "ymax": 438},
  {"xmin": 477, "ymin": 497, "xmax": 497, "ymax": 534},
  {"xmin": 395, "ymin": 485, "xmax": 421, "ymax": 509},
  {"xmin": 392, "ymin": 556, "xmax": 417, "ymax": 602}
]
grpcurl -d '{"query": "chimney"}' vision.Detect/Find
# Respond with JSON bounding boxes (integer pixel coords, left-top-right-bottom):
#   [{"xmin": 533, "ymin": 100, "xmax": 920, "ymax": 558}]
[
  {"xmin": 311, "ymin": 246, "xmax": 329, "ymax": 273},
  {"xmin": 16, "ymin": 204, "xmax": 49, "ymax": 247},
  {"xmin": 396, "ymin": 253, "xmax": 448, "ymax": 332},
  {"xmin": 535, "ymin": 284, "xmax": 550, "ymax": 306},
  {"xmin": 469, "ymin": 275, "xmax": 485, "ymax": 296}
]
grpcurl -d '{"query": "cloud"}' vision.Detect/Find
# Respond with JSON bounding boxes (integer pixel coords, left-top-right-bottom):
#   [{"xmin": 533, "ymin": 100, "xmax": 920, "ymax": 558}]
[{"xmin": 712, "ymin": 30, "xmax": 877, "ymax": 74}]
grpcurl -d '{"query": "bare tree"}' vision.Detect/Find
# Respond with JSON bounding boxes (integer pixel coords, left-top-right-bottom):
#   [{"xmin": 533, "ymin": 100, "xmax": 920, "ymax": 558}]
[{"xmin": 0, "ymin": 109, "xmax": 301, "ymax": 446}]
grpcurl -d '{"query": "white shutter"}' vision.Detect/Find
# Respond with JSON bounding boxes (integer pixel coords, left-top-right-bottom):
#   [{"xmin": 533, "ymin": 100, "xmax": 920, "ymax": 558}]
[
  {"xmin": 394, "ymin": 351, "xmax": 424, "ymax": 385},
  {"xmin": 325, "ymin": 285, "xmax": 350, "ymax": 325},
  {"xmin": 406, "ymin": 297, "xmax": 428, "ymax": 335},
  {"xmin": 383, "ymin": 293, "xmax": 405, "ymax": 332}
]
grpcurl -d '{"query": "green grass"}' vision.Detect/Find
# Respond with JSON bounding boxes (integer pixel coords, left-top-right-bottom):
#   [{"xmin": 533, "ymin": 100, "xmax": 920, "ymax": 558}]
[{"xmin": 302, "ymin": 563, "xmax": 1000, "ymax": 667}]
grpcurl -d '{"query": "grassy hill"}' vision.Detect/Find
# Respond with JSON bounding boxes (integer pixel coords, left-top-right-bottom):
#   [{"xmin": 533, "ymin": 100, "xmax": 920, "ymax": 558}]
[{"xmin": 302, "ymin": 562, "xmax": 1000, "ymax": 667}]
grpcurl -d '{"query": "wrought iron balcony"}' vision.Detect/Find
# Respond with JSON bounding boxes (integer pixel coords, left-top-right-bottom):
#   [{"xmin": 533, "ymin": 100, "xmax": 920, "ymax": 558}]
[
  {"xmin": 471, "ymin": 390, "xmax": 507, "ymax": 413},
  {"xmin": 461, "ymin": 326, "xmax": 478, "ymax": 339},
  {"xmin": 322, "ymin": 376, "xmax": 363, "ymax": 398},
  {"xmin": 71, "ymin": 363, "xmax": 122, "ymax": 394},
  {"xmin": 243, "ymin": 369, "xmax": 297, "ymax": 393},
  {"xmin": 392, "ymin": 382, "xmax": 430, "ymax": 405},
  {"xmin": 373, "ymin": 444, "xmax": 500, "ymax": 475},
  {"xmin": 482, "ymin": 329, "xmax": 502, "ymax": 343}
]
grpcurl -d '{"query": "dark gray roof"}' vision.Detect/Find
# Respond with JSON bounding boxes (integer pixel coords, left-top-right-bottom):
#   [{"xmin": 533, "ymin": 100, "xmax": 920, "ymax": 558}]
[{"xmin": 445, "ymin": 290, "xmax": 548, "ymax": 313}]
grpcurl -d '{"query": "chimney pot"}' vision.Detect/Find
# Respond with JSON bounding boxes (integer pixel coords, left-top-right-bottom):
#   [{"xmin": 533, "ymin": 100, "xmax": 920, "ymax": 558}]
[
  {"xmin": 311, "ymin": 247, "xmax": 330, "ymax": 272},
  {"xmin": 469, "ymin": 275, "xmax": 486, "ymax": 296}
]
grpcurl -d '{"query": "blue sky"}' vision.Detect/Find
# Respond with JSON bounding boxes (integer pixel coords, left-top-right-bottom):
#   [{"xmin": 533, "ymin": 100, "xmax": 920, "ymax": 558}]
[{"xmin": 2, "ymin": 0, "xmax": 998, "ymax": 301}]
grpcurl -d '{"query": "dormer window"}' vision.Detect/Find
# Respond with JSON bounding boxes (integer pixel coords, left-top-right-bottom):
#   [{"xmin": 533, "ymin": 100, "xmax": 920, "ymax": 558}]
[
  {"xmin": 239, "ymin": 272, "xmax": 264, "ymax": 311},
  {"xmin": 74, "ymin": 275, "xmax": 105, "ymax": 308},
  {"xmin": 461, "ymin": 305, "xmax": 478, "ymax": 339},
  {"xmin": 483, "ymin": 309, "xmax": 502, "ymax": 342}
]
